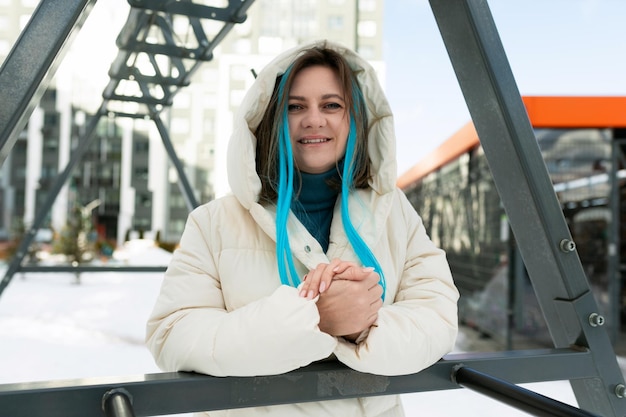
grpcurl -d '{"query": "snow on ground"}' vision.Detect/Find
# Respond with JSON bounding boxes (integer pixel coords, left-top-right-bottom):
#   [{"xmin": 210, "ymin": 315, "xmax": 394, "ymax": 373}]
[{"xmin": 0, "ymin": 240, "xmax": 604, "ymax": 416}]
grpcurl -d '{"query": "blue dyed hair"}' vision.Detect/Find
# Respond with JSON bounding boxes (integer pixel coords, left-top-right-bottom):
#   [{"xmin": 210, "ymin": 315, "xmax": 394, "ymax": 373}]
[{"xmin": 274, "ymin": 64, "xmax": 386, "ymax": 300}]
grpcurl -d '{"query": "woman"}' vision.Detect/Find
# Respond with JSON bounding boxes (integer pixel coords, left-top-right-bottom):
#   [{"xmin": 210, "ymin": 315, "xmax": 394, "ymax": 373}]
[{"xmin": 146, "ymin": 40, "xmax": 459, "ymax": 417}]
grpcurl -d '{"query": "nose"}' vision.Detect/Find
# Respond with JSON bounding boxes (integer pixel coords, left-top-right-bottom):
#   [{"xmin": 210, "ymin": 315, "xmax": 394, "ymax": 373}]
[{"xmin": 302, "ymin": 107, "xmax": 325, "ymax": 128}]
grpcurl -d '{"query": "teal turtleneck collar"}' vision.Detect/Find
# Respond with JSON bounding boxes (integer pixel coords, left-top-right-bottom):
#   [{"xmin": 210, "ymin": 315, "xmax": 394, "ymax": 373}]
[{"xmin": 290, "ymin": 167, "xmax": 341, "ymax": 252}]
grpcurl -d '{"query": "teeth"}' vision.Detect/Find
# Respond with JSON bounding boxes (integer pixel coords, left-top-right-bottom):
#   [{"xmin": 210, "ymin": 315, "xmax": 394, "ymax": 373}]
[{"xmin": 300, "ymin": 138, "xmax": 328, "ymax": 144}]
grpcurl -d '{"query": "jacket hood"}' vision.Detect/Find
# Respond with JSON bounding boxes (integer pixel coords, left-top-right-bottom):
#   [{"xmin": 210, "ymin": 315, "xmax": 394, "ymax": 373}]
[{"xmin": 227, "ymin": 40, "xmax": 397, "ymax": 209}]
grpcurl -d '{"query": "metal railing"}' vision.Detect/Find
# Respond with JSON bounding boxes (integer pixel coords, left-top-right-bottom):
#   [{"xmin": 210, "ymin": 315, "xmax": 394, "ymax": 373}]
[{"xmin": 0, "ymin": 349, "xmax": 610, "ymax": 417}]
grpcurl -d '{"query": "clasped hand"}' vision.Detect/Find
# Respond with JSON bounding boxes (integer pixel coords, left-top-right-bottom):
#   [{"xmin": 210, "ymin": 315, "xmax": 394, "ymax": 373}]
[{"xmin": 299, "ymin": 259, "xmax": 383, "ymax": 341}]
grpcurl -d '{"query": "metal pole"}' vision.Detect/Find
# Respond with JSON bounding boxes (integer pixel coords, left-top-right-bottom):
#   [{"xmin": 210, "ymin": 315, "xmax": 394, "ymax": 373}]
[
  {"xmin": 608, "ymin": 138, "xmax": 623, "ymax": 343},
  {"xmin": 0, "ymin": 0, "xmax": 96, "ymax": 166},
  {"xmin": 428, "ymin": 0, "xmax": 626, "ymax": 414},
  {"xmin": 506, "ymin": 227, "xmax": 515, "ymax": 350},
  {"xmin": 152, "ymin": 113, "xmax": 199, "ymax": 211},
  {"xmin": 102, "ymin": 388, "xmax": 136, "ymax": 417},
  {"xmin": 452, "ymin": 366, "xmax": 601, "ymax": 417}
]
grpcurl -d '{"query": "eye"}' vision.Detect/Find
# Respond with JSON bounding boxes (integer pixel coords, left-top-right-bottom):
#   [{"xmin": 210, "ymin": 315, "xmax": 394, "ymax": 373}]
[
  {"xmin": 288, "ymin": 103, "xmax": 303, "ymax": 112},
  {"xmin": 324, "ymin": 102, "xmax": 343, "ymax": 110}
]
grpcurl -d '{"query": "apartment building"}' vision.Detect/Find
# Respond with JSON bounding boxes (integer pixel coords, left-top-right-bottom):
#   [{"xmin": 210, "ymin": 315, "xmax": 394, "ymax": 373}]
[{"xmin": 0, "ymin": 0, "xmax": 384, "ymax": 246}]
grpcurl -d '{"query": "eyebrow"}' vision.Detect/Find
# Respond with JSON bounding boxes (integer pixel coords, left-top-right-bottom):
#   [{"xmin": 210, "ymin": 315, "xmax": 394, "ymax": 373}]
[{"xmin": 288, "ymin": 93, "xmax": 345, "ymax": 102}]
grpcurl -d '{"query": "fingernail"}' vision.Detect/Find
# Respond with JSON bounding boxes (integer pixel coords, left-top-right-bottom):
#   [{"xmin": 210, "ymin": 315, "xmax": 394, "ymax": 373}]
[
  {"xmin": 332, "ymin": 266, "xmax": 339, "ymax": 272},
  {"xmin": 307, "ymin": 290, "xmax": 314, "ymax": 299},
  {"xmin": 299, "ymin": 289, "xmax": 307, "ymax": 297},
  {"xmin": 362, "ymin": 267, "xmax": 375, "ymax": 272},
  {"xmin": 319, "ymin": 281, "xmax": 327, "ymax": 293}
]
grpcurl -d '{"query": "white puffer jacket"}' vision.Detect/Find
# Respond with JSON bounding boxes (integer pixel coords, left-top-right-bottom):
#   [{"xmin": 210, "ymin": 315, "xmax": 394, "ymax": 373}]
[{"xmin": 146, "ymin": 40, "xmax": 459, "ymax": 417}]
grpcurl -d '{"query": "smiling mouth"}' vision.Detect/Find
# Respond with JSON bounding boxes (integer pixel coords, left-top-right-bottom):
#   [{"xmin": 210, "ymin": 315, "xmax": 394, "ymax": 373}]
[{"xmin": 299, "ymin": 137, "xmax": 330, "ymax": 144}]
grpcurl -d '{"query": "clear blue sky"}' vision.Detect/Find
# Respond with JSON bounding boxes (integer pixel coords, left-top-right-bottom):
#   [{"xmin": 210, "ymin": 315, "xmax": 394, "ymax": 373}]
[{"xmin": 384, "ymin": 0, "xmax": 626, "ymax": 175}]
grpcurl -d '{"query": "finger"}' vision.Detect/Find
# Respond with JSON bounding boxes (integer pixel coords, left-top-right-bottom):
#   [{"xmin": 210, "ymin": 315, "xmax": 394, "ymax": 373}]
[
  {"xmin": 369, "ymin": 284, "xmax": 384, "ymax": 300},
  {"xmin": 370, "ymin": 296, "xmax": 383, "ymax": 310},
  {"xmin": 366, "ymin": 311, "xmax": 379, "ymax": 328},
  {"xmin": 364, "ymin": 270, "xmax": 381, "ymax": 288},
  {"xmin": 301, "ymin": 261, "xmax": 340, "ymax": 299},
  {"xmin": 364, "ymin": 299, "xmax": 382, "ymax": 328},
  {"xmin": 319, "ymin": 259, "xmax": 342, "ymax": 293},
  {"xmin": 331, "ymin": 259, "xmax": 358, "ymax": 275},
  {"xmin": 299, "ymin": 265, "xmax": 324, "ymax": 298},
  {"xmin": 334, "ymin": 265, "xmax": 375, "ymax": 281}
]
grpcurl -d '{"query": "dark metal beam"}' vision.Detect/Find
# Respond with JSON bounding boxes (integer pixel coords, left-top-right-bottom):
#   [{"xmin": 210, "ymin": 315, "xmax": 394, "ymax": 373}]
[
  {"xmin": 608, "ymin": 139, "xmax": 624, "ymax": 343},
  {"xmin": 0, "ymin": 349, "xmax": 598, "ymax": 417},
  {"xmin": 127, "ymin": 0, "xmax": 248, "ymax": 23},
  {"xmin": 428, "ymin": 0, "xmax": 626, "ymax": 415},
  {"xmin": 17, "ymin": 265, "xmax": 166, "ymax": 273},
  {"xmin": 453, "ymin": 366, "xmax": 601, "ymax": 417},
  {"xmin": 0, "ymin": 0, "xmax": 96, "ymax": 167},
  {"xmin": 152, "ymin": 113, "xmax": 199, "ymax": 211}
]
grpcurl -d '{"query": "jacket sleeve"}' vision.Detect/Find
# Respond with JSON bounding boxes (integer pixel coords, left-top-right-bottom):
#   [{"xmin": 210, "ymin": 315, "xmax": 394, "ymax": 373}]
[
  {"xmin": 333, "ymin": 191, "xmax": 459, "ymax": 376},
  {"xmin": 145, "ymin": 206, "xmax": 337, "ymax": 377}
]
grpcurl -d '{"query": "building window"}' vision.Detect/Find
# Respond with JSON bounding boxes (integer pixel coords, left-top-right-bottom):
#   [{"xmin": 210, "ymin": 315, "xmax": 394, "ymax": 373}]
[
  {"xmin": 232, "ymin": 39, "xmax": 251, "ymax": 55},
  {"xmin": 138, "ymin": 193, "xmax": 151, "ymax": 207},
  {"xmin": 43, "ymin": 138, "xmax": 58, "ymax": 152},
  {"xmin": 134, "ymin": 167, "xmax": 149, "ymax": 181},
  {"xmin": 201, "ymin": 68, "xmax": 219, "ymax": 89},
  {"xmin": 170, "ymin": 194, "xmax": 186, "ymax": 209},
  {"xmin": 169, "ymin": 219, "xmax": 186, "ymax": 235},
  {"xmin": 359, "ymin": 0, "xmax": 376, "ymax": 12},
  {"xmin": 204, "ymin": 118, "xmax": 214, "ymax": 133},
  {"xmin": 134, "ymin": 140, "xmax": 149, "ymax": 153},
  {"xmin": 327, "ymin": 16, "xmax": 344, "ymax": 31},
  {"xmin": 260, "ymin": 8, "xmax": 280, "ymax": 37},
  {"xmin": 293, "ymin": 10, "xmax": 315, "ymax": 38},
  {"xmin": 174, "ymin": 91, "xmax": 190, "ymax": 108},
  {"xmin": 358, "ymin": 20, "xmax": 377, "ymax": 37},
  {"xmin": 134, "ymin": 217, "xmax": 151, "ymax": 230},
  {"xmin": 171, "ymin": 117, "xmax": 190, "ymax": 134},
  {"xmin": 230, "ymin": 65, "xmax": 250, "ymax": 81},
  {"xmin": 44, "ymin": 112, "xmax": 59, "ymax": 127},
  {"xmin": 109, "ymin": 138, "xmax": 122, "ymax": 157},
  {"xmin": 41, "ymin": 164, "xmax": 56, "ymax": 179}
]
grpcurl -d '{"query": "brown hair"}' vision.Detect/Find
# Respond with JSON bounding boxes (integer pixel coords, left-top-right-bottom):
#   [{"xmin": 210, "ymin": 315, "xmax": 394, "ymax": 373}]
[{"xmin": 254, "ymin": 45, "xmax": 371, "ymax": 204}]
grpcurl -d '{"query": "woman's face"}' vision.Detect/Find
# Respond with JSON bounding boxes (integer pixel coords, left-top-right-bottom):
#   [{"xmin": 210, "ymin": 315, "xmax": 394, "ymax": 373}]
[{"xmin": 287, "ymin": 65, "xmax": 349, "ymax": 174}]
